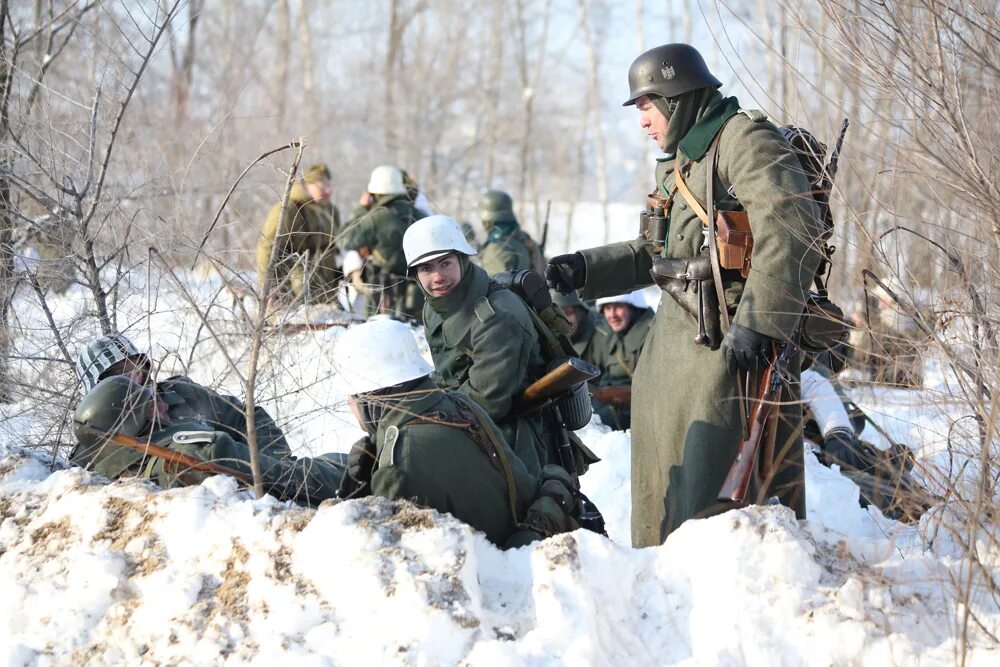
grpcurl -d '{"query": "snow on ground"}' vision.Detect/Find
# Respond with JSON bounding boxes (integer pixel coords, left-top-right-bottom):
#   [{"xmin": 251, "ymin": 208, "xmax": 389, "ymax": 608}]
[{"xmin": 2, "ymin": 269, "xmax": 1000, "ymax": 665}]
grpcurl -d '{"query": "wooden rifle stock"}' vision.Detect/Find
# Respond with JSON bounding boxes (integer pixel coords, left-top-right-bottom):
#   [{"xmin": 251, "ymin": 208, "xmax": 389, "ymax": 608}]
[
  {"xmin": 516, "ymin": 358, "xmax": 600, "ymax": 415},
  {"xmin": 76, "ymin": 424, "xmax": 254, "ymax": 484},
  {"xmin": 589, "ymin": 384, "xmax": 631, "ymax": 408},
  {"xmin": 717, "ymin": 349, "xmax": 787, "ymax": 505}
]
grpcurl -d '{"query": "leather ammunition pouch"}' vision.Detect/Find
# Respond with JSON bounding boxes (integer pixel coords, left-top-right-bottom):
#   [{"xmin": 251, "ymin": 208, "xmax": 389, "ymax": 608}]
[{"xmin": 650, "ymin": 256, "xmax": 722, "ymax": 349}]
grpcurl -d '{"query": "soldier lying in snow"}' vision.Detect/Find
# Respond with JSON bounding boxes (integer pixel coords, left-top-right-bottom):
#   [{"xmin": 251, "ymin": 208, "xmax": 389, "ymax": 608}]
[
  {"xmin": 801, "ymin": 367, "xmax": 933, "ymax": 521},
  {"xmin": 72, "ymin": 375, "xmax": 346, "ymax": 506}
]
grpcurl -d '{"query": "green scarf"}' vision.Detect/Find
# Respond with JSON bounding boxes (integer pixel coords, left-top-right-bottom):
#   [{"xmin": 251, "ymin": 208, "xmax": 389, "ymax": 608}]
[{"xmin": 653, "ymin": 87, "xmax": 724, "ymax": 156}]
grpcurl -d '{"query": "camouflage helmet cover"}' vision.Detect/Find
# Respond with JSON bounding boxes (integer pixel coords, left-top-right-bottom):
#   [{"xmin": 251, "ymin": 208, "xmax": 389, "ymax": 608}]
[
  {"xmin": 76, "ymin": 334, "xmax": 150, "ymax": 394},
  {"xmin": 623, "ymin": 43, "xmax": 722, "ymax": 106}
]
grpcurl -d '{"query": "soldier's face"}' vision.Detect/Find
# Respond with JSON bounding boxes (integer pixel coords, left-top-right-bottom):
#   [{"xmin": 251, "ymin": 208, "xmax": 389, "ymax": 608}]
[
  {"xmin": 562, "ymin": 306, "xmax": 580, "ymax": 336},
  {"xmin": 101, "ymin": 355, "xmax": 151, "ymax": 388},
  {"xmin": 602, "ymin": 304, "xmax": 633, "ymax": 333},
  {"xmin": 306, "ymin": 179, "xmax": 332, "ymax": 204},
  {"xmin": 415, "ymin": 253, "xmax": 462, "ymax": 296},
  {"xmin": 636, "ymin": 95, "xmax": 669, "ymax": 150}
]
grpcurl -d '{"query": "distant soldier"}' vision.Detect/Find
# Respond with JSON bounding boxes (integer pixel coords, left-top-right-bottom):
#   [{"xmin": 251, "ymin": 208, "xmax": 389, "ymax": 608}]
[
  {"xmin": 477, "ymin": 190, "xmax": 545, "ymax": 276},
  {"xmin": 589, "ymin": 291, "xmax": 655, "ymax": 430},
  {"xmin": 74, "ymin": 334, "xmax": 291, "ymax": 460},
  {"xmin": 257, "ymin": 162, "xmax": 342, "ymax": 305},
  {"xmin": 343, "ymin": 165, "xmax": 426, "ymax": 319},
  {"xmin": 334, "ymin": 319, "xmax": 582, "ymax": 547},
  {"xmin": 551, "ymin": 289, "xmax": 603, "ymax": 363},
  {"xmin": 868, "ymin": 278, "xmax": 925, "ymax": 388},
  {"xmin": 72, "ymin": 375, "xmax": 345, "ymax": 506}
]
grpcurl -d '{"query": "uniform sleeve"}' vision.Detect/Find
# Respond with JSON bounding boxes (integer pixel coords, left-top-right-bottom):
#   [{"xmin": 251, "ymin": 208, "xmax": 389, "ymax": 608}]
[
  {"xmin": 577, "ymin": 239, "xmax": 656, "ymax": 300},
  {"xmin": 210, "ymin": 390, "xmax": 291, "ymax": 458},
  {"xmin": 459, "ymin": 308, "xmax": 536, "ymax": 422},
  {"xmin": 719, "ymin": 118, "xmax": 824, "ymax": 338}
]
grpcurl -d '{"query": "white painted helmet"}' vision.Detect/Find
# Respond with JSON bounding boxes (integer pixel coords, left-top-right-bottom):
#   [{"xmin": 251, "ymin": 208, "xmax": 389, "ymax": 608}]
[
  {"xmin": 334, "ymin": 319, "xmax": 433, "ymax": 395},
  {"xmin": 595, "ymin": 290, "xmax": 648, "ymax": 310},
  {"xmin": 76, "ymin": 334, "xmax": 150, "ymax": 393},
  {"xmin": 403, "ymin": 214, "xmax": 478, "ymax": 268},
  {"xmin": 366, "ymin": 165, "xmax": 407, "ymax": 196}
]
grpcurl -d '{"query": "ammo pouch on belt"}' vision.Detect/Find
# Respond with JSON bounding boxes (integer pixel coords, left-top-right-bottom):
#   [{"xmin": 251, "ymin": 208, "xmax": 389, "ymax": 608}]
[{"xmin": 650, "ymin": 256, "xmax": 722, "ymax": 350}]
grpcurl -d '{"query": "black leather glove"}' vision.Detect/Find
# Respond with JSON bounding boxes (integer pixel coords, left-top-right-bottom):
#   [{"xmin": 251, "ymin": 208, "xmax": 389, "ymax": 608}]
[
  {"xmin": 822, "ymin": 428, "xmax": 868, "ymax": 471},
  {"xmin": 545, "ymin": 253, "xmax": 586, "ymax": 294},
  {"xmin": 337, "ymin": 436, "xmax": 377, "ymax": 498},
  {"xmin": 722, "ymin": 323, "xmax": 777, "ymax": 375}
]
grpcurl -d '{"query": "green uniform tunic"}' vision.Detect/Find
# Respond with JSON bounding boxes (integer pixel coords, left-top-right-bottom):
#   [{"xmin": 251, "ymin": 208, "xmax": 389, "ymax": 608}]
[
  {"xmin": 156, "ymin": 376, "xmax": 291, "ymax": 459},
  {"xmin": 343, "ymin": 194, "xmax": 426, "ymax": 317},
  {"xmin": 257, "ymin": 180, "xmax": 342, "ymax": 302},
  {"xmin": 422, "ymin": 262, "xmax": 551, "ymax": 477},
  {"xmin": 360, "ymin": 378, "xmax": 539, "ymax": 547},
  {"xmin": 143, "ymin": 423, "xmax": 346, "ymax": 507},
  {"xmin": 578, "ymin": 93, "xmax": 823, "ymax": 546},
  {"xmin": 590, "ymin": 307, "xmax": 654, "ymax": 430},
  {"xmin": 478, "ymin": 224, "xmax": 545, "ymax": 276}
]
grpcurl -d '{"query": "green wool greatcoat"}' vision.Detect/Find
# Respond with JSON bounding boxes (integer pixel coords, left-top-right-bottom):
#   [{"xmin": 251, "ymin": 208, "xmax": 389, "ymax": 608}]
[
  {"xmin": 360, "ymin": 378, "xmax": 539, "ymax": 547},
  {"xmin": 478, "ymin": 226, "xmax": 545, "ymax": 276},
  {"xmin": 579, "ymin": 95, "xmax": 823, "ymax": 546},
  {"xmin": 257, "ymin": 180, "xmax": 342, "ymax": 301},
  {"xmin": 423, "ymin": 263, "xmax": 551, "ymax": 478},
  {"xmin": 343, "ymin": 194, "xmax": 425, "ymax": 276},
  {"xmin": 144, "ymin": 423, "xmax": 345, "ymax": 507}
]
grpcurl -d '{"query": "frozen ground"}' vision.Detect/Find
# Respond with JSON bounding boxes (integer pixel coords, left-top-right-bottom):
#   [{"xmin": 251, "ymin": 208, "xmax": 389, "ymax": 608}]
[{"xmin": 1, "ymin": 267, "xmax": 999, "ymax": 665}]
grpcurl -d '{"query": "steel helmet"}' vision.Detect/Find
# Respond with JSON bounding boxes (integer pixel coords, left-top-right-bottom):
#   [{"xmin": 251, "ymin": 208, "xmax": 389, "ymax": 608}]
[
  {"xmin": 623, "ymin": 43, "xmax": 722, "ymax": 106},
  {"xmin": 334, "ymin": 319, "xmax": 434, "ymax": 395},
  {"xmin": 366, "ymin": 165, "xmax": 407, "ymax": 196},
  {"xmin": 72, "ymin": 376, "xmax": 156, "ymax": 476},
  {"xmin": 76, "ymin": 333, "xmax": 150, "ymax": 394},
  {"xmin": 403, "ymin": 214, "xmax": 478, "ymax": 268},
  {"xmin": 595, "ymin": 290, "xmax": 648, "ymax": 310},
  {"xmin": 477, "ymin": 190, "xmax": 516, "ymax": 224}
]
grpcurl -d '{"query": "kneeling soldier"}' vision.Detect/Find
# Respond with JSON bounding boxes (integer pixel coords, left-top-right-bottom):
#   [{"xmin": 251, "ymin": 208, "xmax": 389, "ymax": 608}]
[
  {"xmin": 334, "ymin": 319, "xmax": 581, "ymax": 548},
  {"xmin": 72, "ymin": 375, "xmax": 346, "ymax": 507}
]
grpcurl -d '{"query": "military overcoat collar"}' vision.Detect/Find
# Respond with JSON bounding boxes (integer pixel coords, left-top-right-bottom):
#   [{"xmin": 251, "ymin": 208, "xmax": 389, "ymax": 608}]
[{"xmin": 677, "ymin": 95, "xmax": 741, "ymax": 161}]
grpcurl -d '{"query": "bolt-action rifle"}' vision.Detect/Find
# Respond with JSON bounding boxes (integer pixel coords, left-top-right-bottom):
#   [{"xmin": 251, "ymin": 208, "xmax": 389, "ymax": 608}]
[
  {"xmin": 74, "ymin": 423, "xmax": 254, "ymax": 484},
  {"xmin": 717, "ymin": 340, "xmax": 796, "ymax": 505}
]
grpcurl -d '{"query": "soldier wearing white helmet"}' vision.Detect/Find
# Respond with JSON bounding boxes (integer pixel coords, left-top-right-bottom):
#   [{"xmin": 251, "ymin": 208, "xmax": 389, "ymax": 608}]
[
  {"xmin": 402, "ymin": 215, "xmax": 555, "ymax": 478},
  {"xmin": 590, "ymin": 290, "xmax": 655, "ymax": 430},
  {"xmin": 334, "ymin": 319, "xmax": 581, "ymax": 547},
  {"xmin": 343, "ymin": 165, "xmax": 426, "ymax": 319}
]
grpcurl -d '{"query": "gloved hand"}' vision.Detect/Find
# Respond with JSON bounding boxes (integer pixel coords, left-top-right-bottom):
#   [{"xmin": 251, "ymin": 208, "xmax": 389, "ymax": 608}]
[
  {"xmin": 337, "ymin": 436, "xmax": 377, "ymax": 498},
  {"xmin": 722, "ymin": 323, "xmax": 776, "ymax": 375},
  {"xmin": 545, "ymin": 253, "xmax": 586, "ymax": 294},
  {"xmin": 822, "ymin": 428, "xmax": 867, "ymax": 471}
]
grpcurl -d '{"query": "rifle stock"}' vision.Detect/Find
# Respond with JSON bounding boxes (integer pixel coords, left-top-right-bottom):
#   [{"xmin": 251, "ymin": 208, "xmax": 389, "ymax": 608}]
[
  {"xmin": 516, "ymin": 358, "xmax": 600, "ymax": 416},
  {"xmin": 76, "ymin": 424, "xmax": 254, "ymax": 484},
  {"xmin": 717, "ymin": 351, "xmax": 785, "ymax": 505}
]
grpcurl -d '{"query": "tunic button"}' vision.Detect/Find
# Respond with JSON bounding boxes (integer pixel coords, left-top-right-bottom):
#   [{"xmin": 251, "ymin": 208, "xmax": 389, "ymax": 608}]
[{"xmin": 676, "ymin": 234, "xmax": 684, "ymax": 241}]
